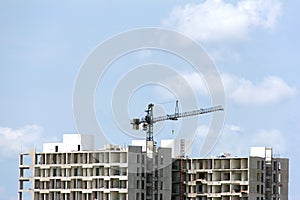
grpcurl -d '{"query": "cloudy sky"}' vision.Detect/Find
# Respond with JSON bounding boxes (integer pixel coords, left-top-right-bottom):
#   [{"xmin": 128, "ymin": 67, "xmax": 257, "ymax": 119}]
[{"xmin": 1, "ymin": 0, "xmax": 299, "ymax": 199}]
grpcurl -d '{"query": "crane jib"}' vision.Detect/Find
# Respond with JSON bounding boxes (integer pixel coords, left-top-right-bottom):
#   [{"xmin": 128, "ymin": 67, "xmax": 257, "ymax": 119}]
[
  {"xmin": 130, "ymin": 104, "xmax": 224, "ymax": 131},
  {"xmin": 152, "ymin": 105, "xmax": 224, "ymax": 123}
]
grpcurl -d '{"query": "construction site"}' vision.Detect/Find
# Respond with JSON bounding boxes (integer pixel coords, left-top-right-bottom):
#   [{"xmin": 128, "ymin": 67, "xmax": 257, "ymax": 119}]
[{"xmin": 18, "ymin": 103, "xmax": 289, "ymax": 200}]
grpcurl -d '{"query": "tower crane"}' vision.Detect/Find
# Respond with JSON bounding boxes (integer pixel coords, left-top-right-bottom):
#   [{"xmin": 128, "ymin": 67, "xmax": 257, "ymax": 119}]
[
  {"xmin": 130, "ymin": 101, "xmax": 224, "ymax": 200},
  {"xmin": 131, "ymin": 101, "xmax": 224, "ymax": 155}
]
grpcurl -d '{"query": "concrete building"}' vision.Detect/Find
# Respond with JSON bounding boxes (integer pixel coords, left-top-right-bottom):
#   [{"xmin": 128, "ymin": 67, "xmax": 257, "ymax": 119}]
[
  {"xmin": 19, "ymin": 135, "xmax": 289, "ymax": 200},
  {"xmin": 171, "ymin": 147, "xmax": 289, "ymax": 200},
  {"xmin": 18, "ymin": 134, "xmax": 172, "ymax": 200}
]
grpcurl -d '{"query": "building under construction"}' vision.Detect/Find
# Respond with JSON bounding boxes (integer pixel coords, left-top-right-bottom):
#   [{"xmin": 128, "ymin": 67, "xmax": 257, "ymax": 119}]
[
  {"xmin": 18, "ymin": 134, "xmax": 289, "ymax": 200},
  {"xmin": 171, "ymin": 147, "xmax": 289, "ymax": 200}
]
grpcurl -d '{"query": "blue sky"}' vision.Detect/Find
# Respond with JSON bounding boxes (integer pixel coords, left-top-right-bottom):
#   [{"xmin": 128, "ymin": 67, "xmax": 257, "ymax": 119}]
[{"xmin": 1, "ymin": 0, "xmax": 299, "ymax": 199}]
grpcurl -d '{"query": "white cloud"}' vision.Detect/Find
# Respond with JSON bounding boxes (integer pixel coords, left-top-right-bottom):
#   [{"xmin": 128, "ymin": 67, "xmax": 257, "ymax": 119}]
[
  {"xmin": 154, "ymin": 71, "xmax": 297, "ymax": 106},
  {"xmin": 163, "ymin": 0, "xmax": 282, "ymax": 42},
  {"xmin": 228, "ymin": 124, "xmax": 243, "ymax": 132},
  {"xmin": 196, "ymin": 124, "xmax": 286, "ymax": 156},
  {"xmin": 172, "ymin": 72, "xmax": 297, "ymax": 105},
  {"xmin": 0, "ymin": 125, "xmax": 43, "ymax": 156},
  {"xmin": 222, "ymin": 73, "xmax": 298, "ymax": 105}
]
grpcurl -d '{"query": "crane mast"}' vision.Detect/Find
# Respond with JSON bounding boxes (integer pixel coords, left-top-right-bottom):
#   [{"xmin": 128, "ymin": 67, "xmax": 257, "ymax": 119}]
[{"xmin": 130, "ymin": 101, "xmax": 224, "ymax": 200}]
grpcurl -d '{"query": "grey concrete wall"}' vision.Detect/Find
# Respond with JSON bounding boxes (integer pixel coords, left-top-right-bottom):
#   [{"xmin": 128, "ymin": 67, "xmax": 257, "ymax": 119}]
[
  {"xmin": 279, "ymin": 158, "xmax": 289, "ymax": 199},
  {"xmin": 157, "ymin": 147, "xmax": 172, "ymax": 200},
  {"xmin": 127, "ymin": 145, "xmax": 143, "ymax": 200}
]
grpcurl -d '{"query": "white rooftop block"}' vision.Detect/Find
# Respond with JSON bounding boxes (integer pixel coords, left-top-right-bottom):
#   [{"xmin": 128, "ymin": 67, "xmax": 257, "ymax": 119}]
[
  {"xmin": 43, "ymin": 143, "xmax": 67, "ymax": 153},
  {"xmin": 43, "ymin": 134, "xmax": 95, "ymax": 152},
  {"xmin": 250, "ymin": 147, "xmax": 272, "ymax": 159}
]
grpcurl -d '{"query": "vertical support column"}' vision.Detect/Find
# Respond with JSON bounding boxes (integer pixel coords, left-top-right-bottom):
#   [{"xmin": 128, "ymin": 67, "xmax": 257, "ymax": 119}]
[
  {"xmin": 18, "ymin": 154, "xmax": 23, "ymax": 200},
  {"xmin": 30, "ymin": 149, "xmax": 36, "ymax": 200},
  {"xmin": 146, "ymin": 153, "xmax": 154, "ymax": 200},
  {"xmin": 145, "ymin": 103, "xmax": 155, "ymax": 200},
  {"xmin": 180, "ymin": 158, "xmax": 184, "ymax": 200}
]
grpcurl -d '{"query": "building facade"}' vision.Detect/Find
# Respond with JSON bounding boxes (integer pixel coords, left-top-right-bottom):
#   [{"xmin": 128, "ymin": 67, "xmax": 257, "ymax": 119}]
[
  {"xmin": 18, "ymin": 134, "xmax": 172, "ymax": 200},
  {"xmin": 19, "ymin": 135, "xmax": 288, "ymax": 200},
  {"xmin": 171, "ymin": 147, "xmax": 289, "ymax": 200}
]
